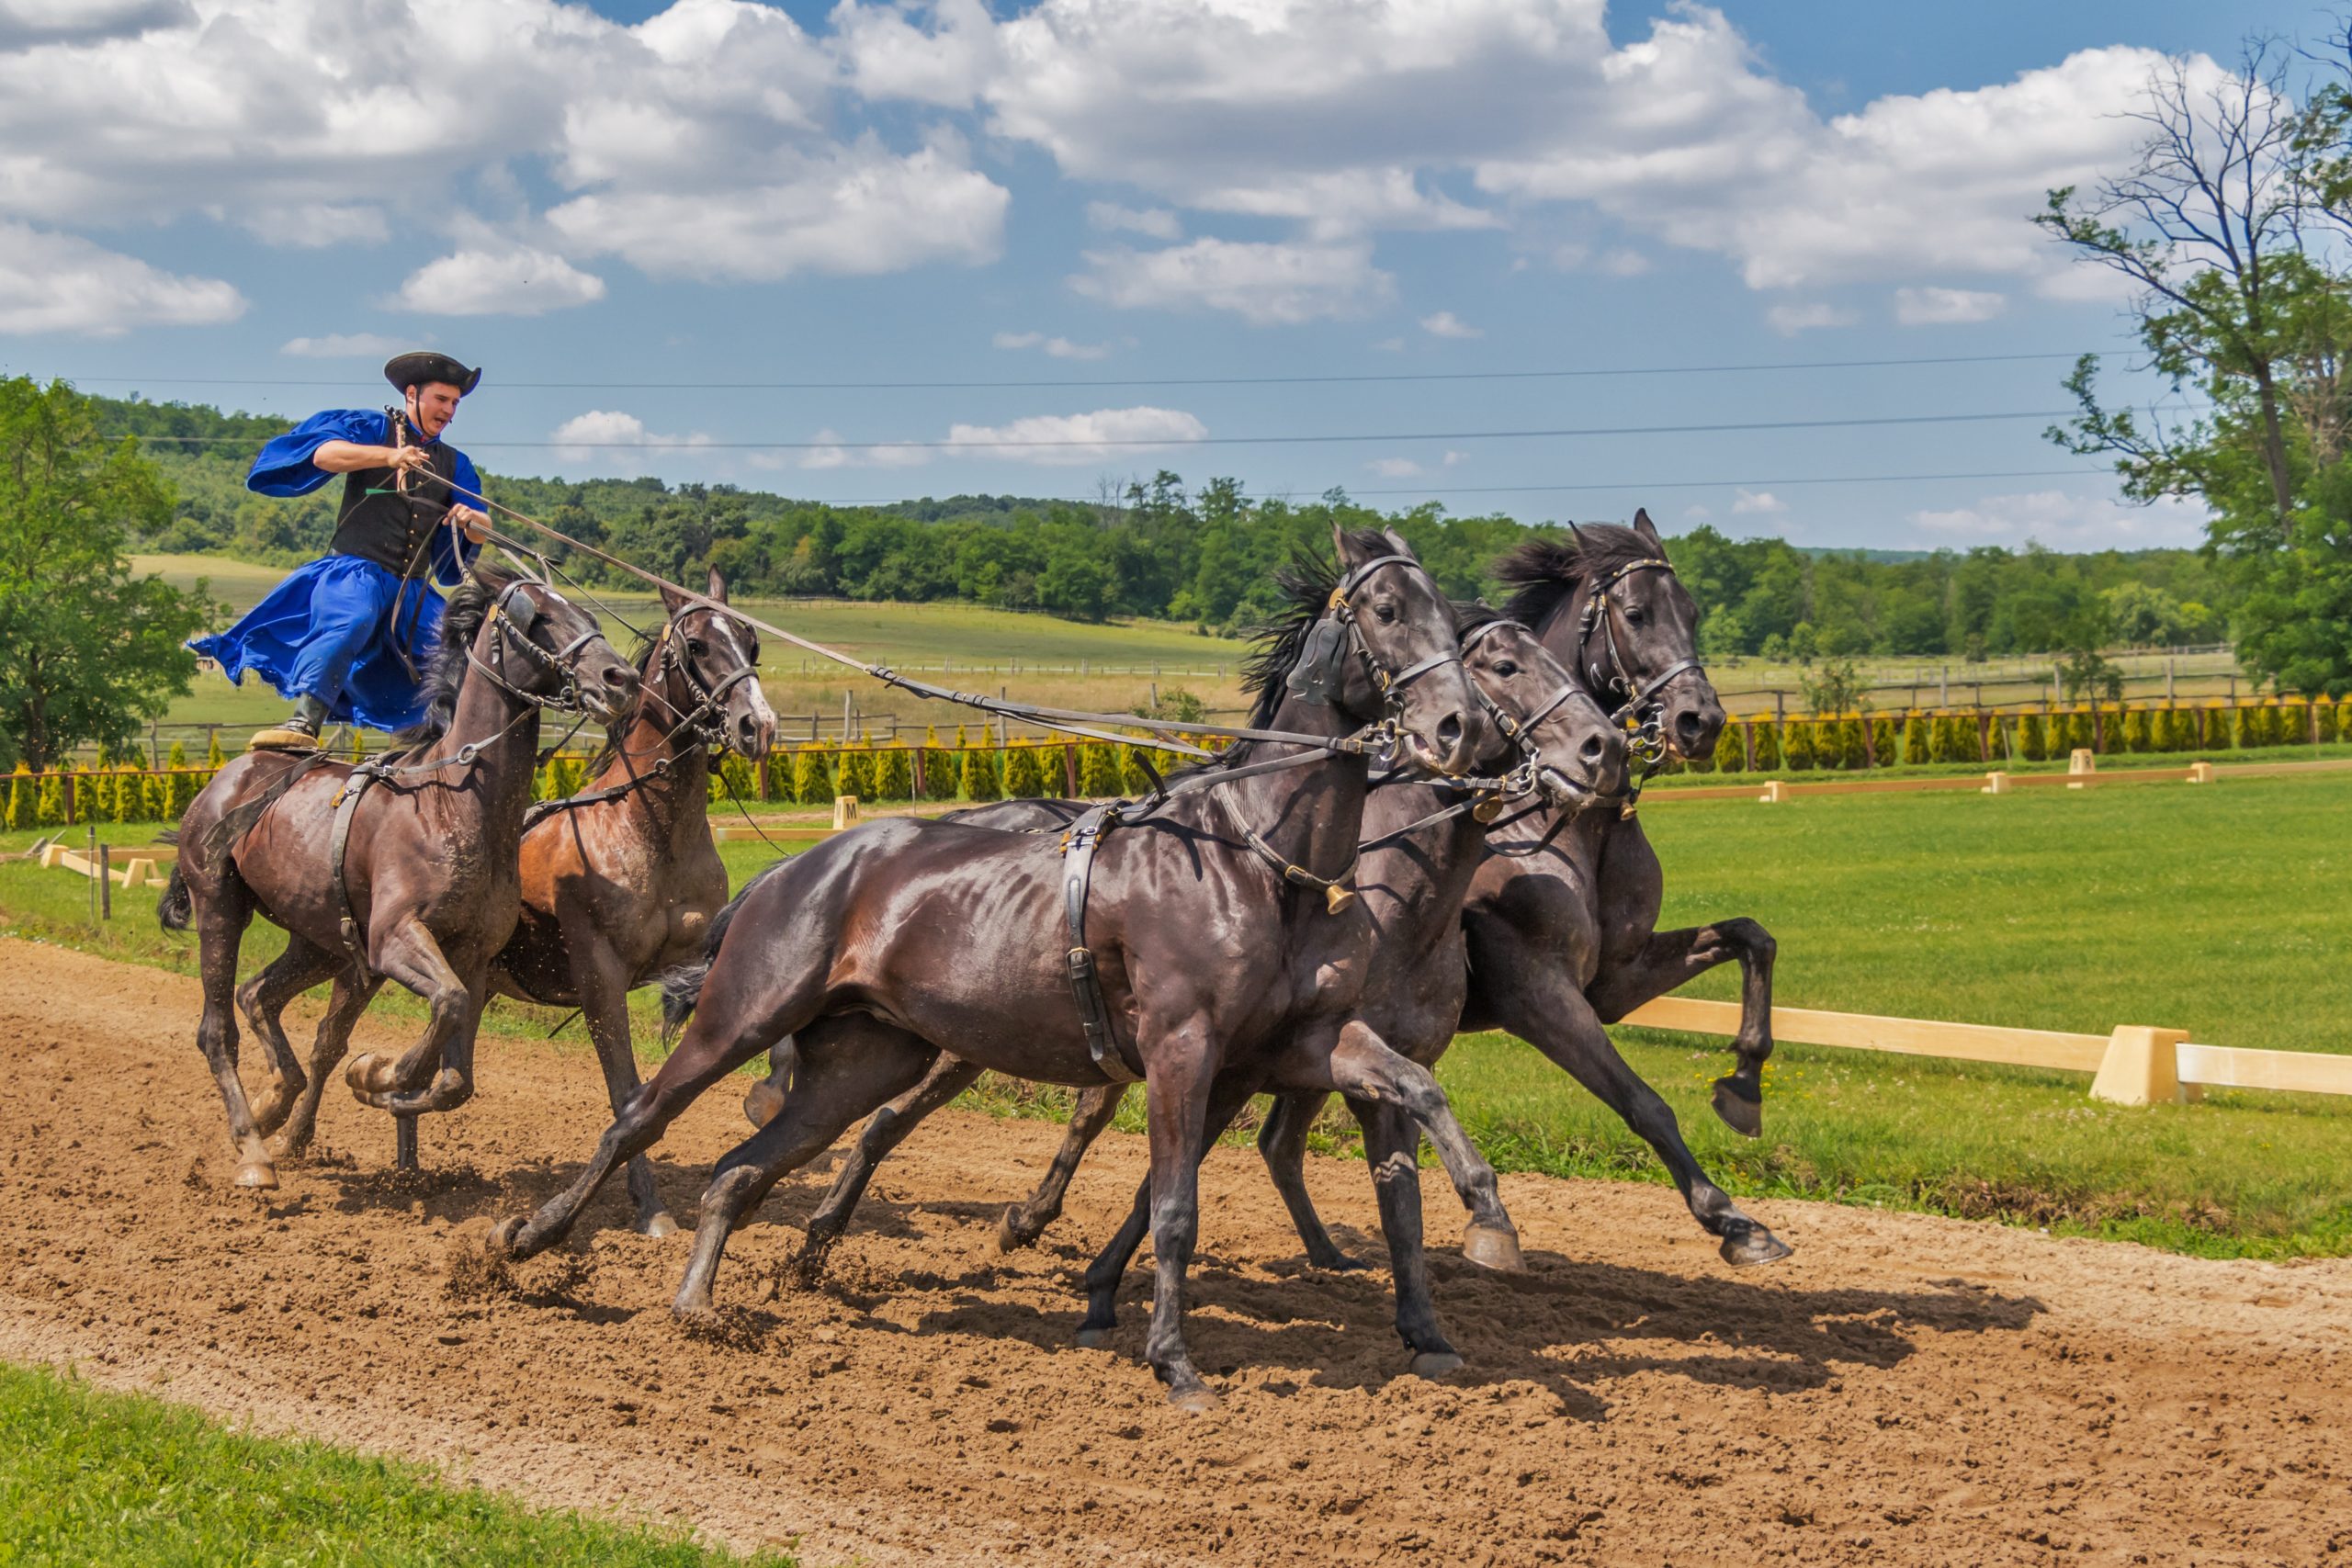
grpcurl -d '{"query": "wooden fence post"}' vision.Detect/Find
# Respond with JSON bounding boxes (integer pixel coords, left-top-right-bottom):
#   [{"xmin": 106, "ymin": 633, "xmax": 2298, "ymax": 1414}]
[{"xmin": 2089, "ymin": 1027, "xmax": 2196, "ymax": 1106}]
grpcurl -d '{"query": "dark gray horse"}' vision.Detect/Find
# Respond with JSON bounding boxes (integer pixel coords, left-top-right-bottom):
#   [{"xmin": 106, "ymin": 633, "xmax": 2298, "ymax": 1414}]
[{"xmin": 488, "ymin": 528, "xmax": 1524, "ymax": 1409}]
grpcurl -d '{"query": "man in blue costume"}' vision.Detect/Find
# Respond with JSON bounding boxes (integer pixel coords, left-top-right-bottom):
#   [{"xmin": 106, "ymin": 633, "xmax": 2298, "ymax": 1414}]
[{"xmin": 193, "ymin": 351, "xmax": 492, "ymax": 750}]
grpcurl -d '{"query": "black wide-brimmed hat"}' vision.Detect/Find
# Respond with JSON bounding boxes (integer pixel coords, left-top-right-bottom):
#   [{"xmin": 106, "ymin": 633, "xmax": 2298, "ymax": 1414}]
[{"xmin": 383, "ymin": 351, "xmax": 481, "ymax": 395}]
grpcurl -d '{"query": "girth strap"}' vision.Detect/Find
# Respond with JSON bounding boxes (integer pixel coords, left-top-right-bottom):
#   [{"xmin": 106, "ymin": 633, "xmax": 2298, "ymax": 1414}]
[
  {"xmin": 1059, "ymin": 802, "xmax": 1141, "ymax": 1085},
  {"xmin": 328, "ymin": 761, "xmax": 387, "ymax": 980}
]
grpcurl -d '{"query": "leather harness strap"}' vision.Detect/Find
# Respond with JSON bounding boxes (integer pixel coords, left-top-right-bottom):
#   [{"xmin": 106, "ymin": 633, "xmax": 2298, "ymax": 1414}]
[
  {"xmin": 328, "ymin": 761, "xmax": 387, "ymax": 980},
  {"xmin": 1059, "ymin": 802, "xmax": 1140, "ymax": 1084}
]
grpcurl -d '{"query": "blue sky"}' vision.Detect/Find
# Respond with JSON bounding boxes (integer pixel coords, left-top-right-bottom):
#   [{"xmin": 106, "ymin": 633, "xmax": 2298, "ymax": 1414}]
[{"xmin": 0, "ymin": 0, "xmax": 2312, "ymax": 549}]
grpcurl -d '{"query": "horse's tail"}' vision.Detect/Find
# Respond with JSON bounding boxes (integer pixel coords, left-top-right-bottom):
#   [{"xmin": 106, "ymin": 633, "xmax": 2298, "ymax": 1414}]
[
  {"xmin": 659, "ymin": 856, "xmax": 791, "ymax": 1042},
  {"xmin": 156, "ymin": 864, "xmax": 193, "ymax": 931}
]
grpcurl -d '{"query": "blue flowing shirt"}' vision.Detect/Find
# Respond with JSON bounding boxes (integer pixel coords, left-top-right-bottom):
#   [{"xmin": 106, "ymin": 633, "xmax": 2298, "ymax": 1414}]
[{"xmin": 247, "ymin": 408, "xmax": 484, "ymax": 587}]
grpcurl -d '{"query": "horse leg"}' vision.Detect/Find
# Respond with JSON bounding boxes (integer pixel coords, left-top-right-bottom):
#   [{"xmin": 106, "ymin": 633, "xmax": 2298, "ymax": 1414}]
[
  {"xmin": 1584, "ymin": 918, "xmax": 1778, "ymax": 1137},
  {"xmin": 1135, "ymin": 1029, "xmax": 1225, "ymax": 1412},
  {"xmin": 1492, "ymin": 956, "xmax": 1789, "ymax": 1267},
  {"xmin": 345, "ymin": 923, "xmax": 484, "ymax": 1169},
  {"xmin": 743, "ymin": 1040, "xmax": 793, "ymax": 1129},
  {"xmin": 794, "ymin": 1043, "xmax": 977, "ymax": 1282},
  {"xmin": 492, "ymin": 938, "xmax": 817, "ymax": 1263},
  {"xmin": 1256, "ymin": 1089, "xmax": 1364, "ymax": 1269},
  {"xmin": 1352, "ymin": 1097, "xmax": 1463, "ymax": 1374},
  {"xmin": 235, "ymin": 934, "xmax": 339, "ymax": 1138},
  {"xmin": 1318, "ymin": 1020, "xmax": 1523, "ymax": 1273},
  {"xmin": 1074, "ymin": 1072, "xmax": 1256, "ymax": 1373},
  {"xmin": 571, "ymin": 938, "xmax": 674, "ymax": 1237},
  {"xmin": 999, "ymin": 1082, "xmax": 1128, "ymax": 1253},
  {"xmin": 192, "ymin": 883, "xmax": 276, "ymax": 1189},
  {"xmin": 270, "ymin": 970, "xmax": 381, "ymax": 1160},
  {"xmin": 674, "ymin": 1030, "xmax": 938, "ymax": 1314}
]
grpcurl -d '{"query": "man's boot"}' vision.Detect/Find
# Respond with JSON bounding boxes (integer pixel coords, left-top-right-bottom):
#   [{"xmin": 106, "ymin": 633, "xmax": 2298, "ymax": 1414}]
[{"xmin": 250, "ymin": 694, "xmax": 331, "ymax": 752}]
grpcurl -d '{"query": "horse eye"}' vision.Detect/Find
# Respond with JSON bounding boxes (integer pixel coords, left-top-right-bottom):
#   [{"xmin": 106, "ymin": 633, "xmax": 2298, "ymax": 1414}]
[
  {"xmin": 1624, "ymin": 608, "xmax": 1645, "ymax": 626},
  {"xmin": 687, "ymin": 639, "xmax": 707, "ymax": 658},
  {"xmin": 1494, "ymin": 660, "xmax": 1519, "ymax": 677},
  {"xmin": 1374, "ymin": 600, "xmax": 1397, "ymax": 624}
]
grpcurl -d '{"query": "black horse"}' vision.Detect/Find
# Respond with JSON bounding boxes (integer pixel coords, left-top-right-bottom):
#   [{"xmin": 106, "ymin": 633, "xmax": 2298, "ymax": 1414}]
[{"xmin": 488, "ymin": 528, "xmax": 1519, "ymax": 1408}]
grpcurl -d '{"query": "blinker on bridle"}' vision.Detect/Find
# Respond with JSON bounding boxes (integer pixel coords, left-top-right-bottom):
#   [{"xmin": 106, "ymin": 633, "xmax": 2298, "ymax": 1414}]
[{"xmin": 1283, "ymin": 552, "xmax": 1464, "ymax": 715}]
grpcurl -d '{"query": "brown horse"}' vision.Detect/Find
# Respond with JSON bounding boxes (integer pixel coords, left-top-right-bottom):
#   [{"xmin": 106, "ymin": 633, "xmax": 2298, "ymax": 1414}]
[
  {"xmin": 766, "ymin": 606, "xmax": 1627, "ymax": 1357},
  {"xmin": 161, "ymin": 566, "xmax": 638, "ymax": 1189},
  {"xmin": 490, "ymin": 527, "xmax": 1507, "ymax": 1408},
  {"xmin": 485, "ymin": 569, "xmax": 776, "ymax": 1235},
  {"xmin": 977, "ymin": 516, "xmax": 1788, "ymax": 1269}
]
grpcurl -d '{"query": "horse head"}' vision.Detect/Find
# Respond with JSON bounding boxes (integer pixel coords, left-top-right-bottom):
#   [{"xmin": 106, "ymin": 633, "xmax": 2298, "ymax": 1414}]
[
  {"xmin": 658, "ymin": 568, "xmax": 776, "ymax": 761},
  {"xmin": 1455, "ymin": 609, "xmax": 1626, "ymax": 808}
]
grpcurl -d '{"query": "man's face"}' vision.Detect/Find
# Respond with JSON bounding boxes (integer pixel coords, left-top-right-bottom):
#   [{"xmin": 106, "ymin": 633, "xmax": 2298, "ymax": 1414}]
[{"xmin": 406, "ymin": 381, "xmax": 462, "ymax": 438}]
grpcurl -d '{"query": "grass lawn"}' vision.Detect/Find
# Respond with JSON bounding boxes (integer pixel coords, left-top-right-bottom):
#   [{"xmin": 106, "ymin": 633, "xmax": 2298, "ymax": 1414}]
[
  {"xmin": 6, "ymin": 767, "xmax": 2349, "ymax": 1258},
  {"xmin": 0, "ymin": 1362, "xmax": 794, "ymax": 1566}
]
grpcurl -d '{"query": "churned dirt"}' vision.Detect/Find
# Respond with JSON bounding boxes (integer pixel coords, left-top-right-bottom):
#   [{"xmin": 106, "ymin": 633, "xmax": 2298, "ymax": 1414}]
[{"xmin": 4, "ymin": 938, "xmax": 2348, "ymax": 1567}]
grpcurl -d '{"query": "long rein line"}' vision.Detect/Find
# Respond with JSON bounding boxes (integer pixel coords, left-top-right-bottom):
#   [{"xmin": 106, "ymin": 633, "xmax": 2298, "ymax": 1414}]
[{"xmin": 415, "ymin": 468, "xmax": 1387, "ymax": 764}]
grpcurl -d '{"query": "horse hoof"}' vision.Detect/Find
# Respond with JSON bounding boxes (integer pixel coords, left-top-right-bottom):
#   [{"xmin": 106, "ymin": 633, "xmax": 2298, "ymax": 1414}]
[
  {"xmin": 742, "ymin": 1080, "xmax": 785, "ymax": 1129},
  {"xmin": 1167, "ymin": 1386, "xmax": 1222, "ymax": 1415},
  {"xmin": 639, "ymin": 1212, "xmax": 680, "ymax": 1240},
  {"xmin": 1711, "ymin": 1076, "xmax": 1764, "ymax": 1139},
  {"xmin": 1308, "ymin": 1249, "xmax": 1369, "ymax": 1272},
  {"xmin": 345, "ymin": 1054, "xmax": 394, "ymax": 1096},
  {"xmin": 995, "ymin": 1207, "xmax": 1037, "ymax": 1254},
  {"xmin": 1073, "ymin": 1325, "xmax": 1113, "ymax": 1349},
  {"xmin": 1462, "ymin": 1223, "xmax": 1526, "ymax": 1273},
  {"xmin": 1720, "ymin": 1227, "xmax": 1792, "ymax": 1268},
  {"xmin": 485, "ymin": 1217, "xmax": 527, "ymax": 1259},
  {"xmin": 232, "ymin": 1159, "xmax": 278, "ymax": 1190},
  {"xmin": 1408, "ymin": 1350, "xmax": 1464, "ymax": 1378}
]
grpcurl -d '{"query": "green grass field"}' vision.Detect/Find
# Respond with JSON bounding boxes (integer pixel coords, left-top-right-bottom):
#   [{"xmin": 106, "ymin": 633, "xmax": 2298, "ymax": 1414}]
[
  {"xmin": 7, "ymin": 763, "xmax": 2348, "ymax": 1258},
  {"xmin": 0, "ymin": 1362, "xmax": 793, "ymax": 1566}
]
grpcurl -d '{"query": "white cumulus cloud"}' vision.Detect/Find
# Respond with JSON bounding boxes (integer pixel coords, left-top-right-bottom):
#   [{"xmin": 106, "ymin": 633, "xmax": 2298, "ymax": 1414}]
[
  {"xmin": 1086, "ymin": 201, "xmax": 1182, "ymax": 240},
  {"xmin": 280, "ymin": 333, "xmax": 413, "ymax": 359},
  {"xmin": 0, "ymin": 220, "xmax": 242, "ymax": 335},
  {"xmin": 1419, "ymin": 310, "xmax": 1481, "ymax": 339},
  {"xmin": 1766, "ymin": 302, "xmax": 1857, "ymax": 335},
  {"xmin": 1912, "ymin": 490, "xmax": 2209, "ymax": 547},
  {"xmin": 1731, "ymin": 489, "xmax": 1788, "ymax": 515},
  {"xmin": 397, "ymin": 246, "xmax": 605, "ymax": 317},
  {"xmin": 1894, "ymin": 286, "xmax": 2007, "ymax": 325},
  {"xmin": 1071, "ymin": 238, "xmax": 1393, "ymax": 325},
  {"xmin": 945, "ymin": 405, "xmax": 1208, "ymax": 466},
  {"xmin": 1368, "ymin": 457, "xmax": 1425, "ymax": 478},
  {"xmin": 550, "ymin": 409, "xmax": 713, "ymax": 464},
  {"xmin": 992, "ymin": 330, "xmax": 1114, "ymax": 360}
]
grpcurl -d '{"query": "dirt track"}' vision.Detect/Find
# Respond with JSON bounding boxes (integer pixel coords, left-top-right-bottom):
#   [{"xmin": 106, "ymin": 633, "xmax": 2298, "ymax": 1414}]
[{"xmin": 5, "ymin": 939, "xmax": 2348, "ymax": 1566}]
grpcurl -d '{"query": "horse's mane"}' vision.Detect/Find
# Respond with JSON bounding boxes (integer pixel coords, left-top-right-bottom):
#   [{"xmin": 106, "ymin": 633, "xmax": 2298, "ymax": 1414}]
[
  {"xmin": 1163, "ymin": 528, "xmax": 1397, "ymax": 784},
  {"xmin": 1493, "ymin": 524, "xmax": 1657, "ymax": 635},
  {"xmin": 387, "ymin": 564, "xmax": 515, "ymax": 750}
]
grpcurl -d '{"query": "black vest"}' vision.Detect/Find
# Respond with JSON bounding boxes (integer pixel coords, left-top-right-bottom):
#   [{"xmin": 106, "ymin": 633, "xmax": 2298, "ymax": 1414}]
[{"xmin": 328, "ymin": 418, "xmax": 459, "ymax": 578}]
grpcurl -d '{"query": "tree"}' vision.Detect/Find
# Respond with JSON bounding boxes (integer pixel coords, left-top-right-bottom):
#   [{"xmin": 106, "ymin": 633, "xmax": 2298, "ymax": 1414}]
[
  {"xmin": 2041, "ymin": 42, "xmax": 2352, "ymax": 694},
  {"xmin": 0, "ymin": 379, "xmax": 214, "ymax": 769}
]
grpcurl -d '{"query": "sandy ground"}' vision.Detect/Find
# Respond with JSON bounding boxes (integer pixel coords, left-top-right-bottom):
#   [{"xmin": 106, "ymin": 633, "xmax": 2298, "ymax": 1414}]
[{"xmin": 4, "ymin": 938, "xmax": 2348, "ymax": 1566}]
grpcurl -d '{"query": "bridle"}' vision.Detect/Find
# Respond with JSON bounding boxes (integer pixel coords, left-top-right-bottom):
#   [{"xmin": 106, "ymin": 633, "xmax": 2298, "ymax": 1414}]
[
  {"xmin": 1284, "ymin": 552, "xmax": 1467, "ymax": 725},
  {"xmin": 1573, "ymin": 557, "xmax": 1705, "ymax": 781},
  {"xmin": 522, "ymin": 603, "xmax": 765, "ymax": 827},
  {"xmin": 467, "ymin": 579, "xmax": 609, "ymax": 718}
]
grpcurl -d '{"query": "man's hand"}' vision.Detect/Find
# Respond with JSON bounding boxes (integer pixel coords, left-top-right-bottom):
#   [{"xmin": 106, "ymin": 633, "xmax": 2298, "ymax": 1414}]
[
  {"xmin": 448, "ymin": 503, "xmax": 491, "ymax": 545},
  {"xmin": 386, "ymin": 445, "xmax": 431, "ymax": 474}
]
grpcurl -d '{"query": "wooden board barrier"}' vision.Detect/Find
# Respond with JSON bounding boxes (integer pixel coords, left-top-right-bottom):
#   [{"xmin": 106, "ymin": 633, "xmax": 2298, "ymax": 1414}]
[{"xmin": 1622, "ymin": 996, "xmax": 2112, "ymax": 1074}]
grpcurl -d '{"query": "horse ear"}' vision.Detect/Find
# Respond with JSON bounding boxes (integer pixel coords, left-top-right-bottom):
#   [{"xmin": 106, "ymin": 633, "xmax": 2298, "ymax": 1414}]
[
  {"xmin": 706, "ymin": 566, "xmax": 729, "ymax": 605},
  {"xmin": 1632, "ymin": 508, "xmax": 1662, "ymax": 547},
  {"xmin": 659, "ymin": 581, "xmax": 688, "ymax": 616},
  {"xmin": 1381, "ymin": 525, "xmax": 1418, "ymax": 561},
  {"xmin": 1331, "ymin": 521, "xmax": 1367, "ymax": 568}
]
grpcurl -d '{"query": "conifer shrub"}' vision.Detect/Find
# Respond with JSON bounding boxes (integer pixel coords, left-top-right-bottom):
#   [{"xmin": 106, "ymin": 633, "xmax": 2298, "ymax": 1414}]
[
  {"xmin": 1901, "ymin": 712, "xmax": 1929, "ymax": 764},
  {"xmin": 1002, "ymin": 744, "xmax": 1046, "ymax": 797},
  {"xmin": 2234, "ymin": 705, "xmax": 2259, "ymax": 749},
  {"xmin": 961, "ymin": 747, "xmax": 1000, "ymax": 801},
  {"xmin": 1080, "ymin": 743, "xmax": 1121, "ymax": 796},
  {"xmin": 2318, "ymin": 702, "xmax": 2340, "ymax": 745},
  {"xmin": 2281, "ymin": 701, "xmax": 2310, "ymax": 745},
  {"xmin": 34, "ymin": 770, "xmax": 64, "ymax": 828},
  {"xmin": 837, "ymin": 748, "xmax": 876, "ymax": 800},
  {"xmin": 792, "ymin": 747, "xmax": 832, "ymax": 804},
  {"xmin": 1923, "ymin": 714, "xmax": 1950, "ymax": 764},
  {"xmin": 2338, "ymin": 701, "xmax": 2352, "ymax": 743},
  {"xmin": 1833, "ymin": 718, "xmax": 1863, "ymax": 771},
  {"xmin": 2123, "ymin": 708, "xmax": 2154, "ymax": 753},
  {"xmin": 1869, "ymin": 716, "xmax": 1896, "ymax": 769},
  {"xmin": 1119, "ymin": 744, "xmax": 1159, "ymax": 793},
  {"xmin": 2201, "ymin": 706, "xmax": 2230, "ymax": 749},
  {"xmin": 1715, "ymin": 722, "xmax": 1747, "ymax": 773},
  {"xmin": 1751, "ymin": 719, "xmax": 1781, "ymax": 772},
  {"xmin": 162, "ymin": 742, "xmax": 197, "ymax": 820},
  {"xmin": 205, "ymin": 733, "xmax": 226, "ymax": 770},
  {"xmin": 111, "ymin": 765, "xmax": 141, "ymax": 824},
  {"xmin": 876, "ymin": 745, "xmax": 913, "ymax": 799},
  {"xmin": 1984, "ymin": 712, "xmax": 2010, "ymax": 762},
  {"xmin": 1781, "ymin": 720, "xmax": 1815, "ymax": 771},
  {"xmin": 2018, "ymin": 711, "xmax": 2047, "ymax": 761}
]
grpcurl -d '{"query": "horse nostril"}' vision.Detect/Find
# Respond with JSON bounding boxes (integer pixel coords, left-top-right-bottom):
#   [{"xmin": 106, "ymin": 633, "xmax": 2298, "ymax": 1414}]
[
  {"xmin": 1580, "ymin": 733, "xmax": 1608, "ymax": 767},
  {"xmin": 1674, "ymin": 710, "xmax": 1705, "ymax": 744},
  {"xmin": 1436, "ymin": 714, "xmax": 1464, "ymax": 757}
]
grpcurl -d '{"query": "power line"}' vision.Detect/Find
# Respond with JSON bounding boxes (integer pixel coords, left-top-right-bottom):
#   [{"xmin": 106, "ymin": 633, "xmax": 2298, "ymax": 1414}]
[
  {"xmin": 118, "ymin": 407, "xmax": 2077, "ymax": 453},
  {"xmin": 779, "ymin": 467, "xmax": 2114, "ymax": 506},
  {"xmin": 51, "ymin": 348, "xmax": 2090, "ymax": 393}
]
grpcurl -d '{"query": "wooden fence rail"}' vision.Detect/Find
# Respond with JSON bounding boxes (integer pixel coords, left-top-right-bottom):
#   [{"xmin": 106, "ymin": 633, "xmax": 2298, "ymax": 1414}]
[{"xmin": 1620, "ymin": 996, "xmax": 2352, "ymax": 1106}]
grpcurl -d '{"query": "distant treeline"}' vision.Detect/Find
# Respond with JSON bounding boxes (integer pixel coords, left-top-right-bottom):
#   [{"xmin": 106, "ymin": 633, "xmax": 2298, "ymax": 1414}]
[{"xmin": 103, "ymin": 392, "xmax": 2224, "ymax": 657}]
